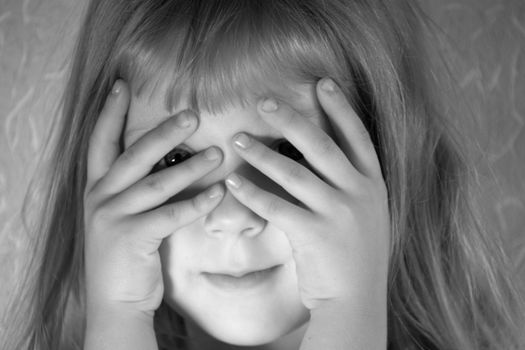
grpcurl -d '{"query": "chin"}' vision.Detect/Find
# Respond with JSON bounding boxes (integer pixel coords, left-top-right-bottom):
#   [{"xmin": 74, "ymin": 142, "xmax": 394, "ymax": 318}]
[
  {"xmin": 195, "ymin": 310, "xmax": 309, "ymax": 346},
  {"xmin": 167, "ymin": 290, "xmax": 310, "ymax": 347},
  {"xmin": 206, "ymin": 322, "xmax": 284, "ymax": 346}
]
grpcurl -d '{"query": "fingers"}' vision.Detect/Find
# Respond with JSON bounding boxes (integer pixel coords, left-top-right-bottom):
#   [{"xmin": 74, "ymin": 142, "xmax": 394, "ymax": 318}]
[
  {"xmin": 97, "ymin": 110, "xmax": 199, "ymax": 195},
  {"xmin": 86, "ymin": 80, "xmax": 129, "ymax": 192},
  {"xmin": 315, "ymin": 78, "xmax": 383, "ymax": 180},
  {"xmin": 109, "ymin": 147, "xmax": 223, "ymax": 214},
  {"xmin": 231, "ymin": 132, "xmax": 334, "ymax": 212},
  {"xmin": 133, "ymin": 183, "xmax": 225, "ymax": 240},
  {"xmin": 225, "ymin": 173, "xmax": 319, "ymax": 249},
  {"xmin": 257, "ymin": 97, "xmax": 359, "ymax": 191}
]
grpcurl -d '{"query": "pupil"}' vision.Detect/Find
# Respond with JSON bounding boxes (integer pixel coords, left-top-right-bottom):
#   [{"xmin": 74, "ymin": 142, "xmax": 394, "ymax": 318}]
[{"xmin": 165, "ymin": 149, "xmax": 192, "ymax": 167}]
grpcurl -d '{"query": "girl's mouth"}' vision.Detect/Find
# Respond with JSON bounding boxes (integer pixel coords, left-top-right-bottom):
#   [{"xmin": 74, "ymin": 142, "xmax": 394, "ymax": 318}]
[{"xmin": 202, "ymin": 265, "xmax": 282, "ymax": 291}]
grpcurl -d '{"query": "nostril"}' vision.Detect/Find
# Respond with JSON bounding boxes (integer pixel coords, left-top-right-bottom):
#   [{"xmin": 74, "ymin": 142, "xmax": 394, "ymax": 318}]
[{"xmin": 241, "ymin": 227, "xmax": 259, "ymax": 237}]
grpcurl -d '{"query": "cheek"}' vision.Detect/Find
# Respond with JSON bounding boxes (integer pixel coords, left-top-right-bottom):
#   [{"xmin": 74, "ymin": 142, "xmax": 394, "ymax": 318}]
[
  {"xmin": 159, "ymin": 223, "xmax": 206, "ymax": 300},
  {"xmin": 157, "ymin": 216, "xmax": 308, "ymax": 344}
]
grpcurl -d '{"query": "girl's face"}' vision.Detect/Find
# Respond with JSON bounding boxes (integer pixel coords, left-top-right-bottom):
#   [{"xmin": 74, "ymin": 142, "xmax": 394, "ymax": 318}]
[{"xmin": 124, "ymin": 81, "xmax": 330, "ymax": 346}]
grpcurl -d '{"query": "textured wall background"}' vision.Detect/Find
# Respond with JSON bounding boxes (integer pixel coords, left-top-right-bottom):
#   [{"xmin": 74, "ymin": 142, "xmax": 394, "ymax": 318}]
[{"xmin": 0, "ymin": 0, "xmax": 524, "ymax": 322}]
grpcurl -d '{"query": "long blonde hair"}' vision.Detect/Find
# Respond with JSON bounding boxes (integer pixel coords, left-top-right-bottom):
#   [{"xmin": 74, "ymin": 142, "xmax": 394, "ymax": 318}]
[{"xmin": 3, "ymin": 1, "xmax": 524, "ymax": 349}]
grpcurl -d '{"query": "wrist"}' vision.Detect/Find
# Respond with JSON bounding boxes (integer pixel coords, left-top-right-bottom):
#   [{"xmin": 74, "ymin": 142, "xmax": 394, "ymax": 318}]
[
  {"xmin": 85, "ymin": 306, "xmax": 157, "ymax": 350},
  {"xmin": 86, "ymin": 304, "xmax": 154, "ymax": 326}
]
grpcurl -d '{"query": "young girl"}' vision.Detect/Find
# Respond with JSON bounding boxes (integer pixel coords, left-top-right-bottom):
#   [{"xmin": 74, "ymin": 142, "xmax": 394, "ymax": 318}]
[{"xmin": 2, "ymin": 0, "xmax": 524, "ymax": 349}]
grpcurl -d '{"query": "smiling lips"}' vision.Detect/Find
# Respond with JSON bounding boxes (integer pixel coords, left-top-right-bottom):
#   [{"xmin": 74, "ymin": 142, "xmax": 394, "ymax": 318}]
[{"xmin": 202, "ymin": 265, "xmax": 282, "ymax": 290}]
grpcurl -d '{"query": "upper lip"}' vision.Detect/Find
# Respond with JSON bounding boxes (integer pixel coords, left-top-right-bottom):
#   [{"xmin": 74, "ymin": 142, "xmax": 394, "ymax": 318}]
[{"xmin": 203, "ymin": 265, "xmax": 280, "ymax": 278}]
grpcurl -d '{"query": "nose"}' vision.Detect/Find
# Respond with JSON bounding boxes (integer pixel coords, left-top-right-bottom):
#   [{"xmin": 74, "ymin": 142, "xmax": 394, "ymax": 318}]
[{"xmin": 204, "ymin": 189, "xmax": 266, "ymax": 239}]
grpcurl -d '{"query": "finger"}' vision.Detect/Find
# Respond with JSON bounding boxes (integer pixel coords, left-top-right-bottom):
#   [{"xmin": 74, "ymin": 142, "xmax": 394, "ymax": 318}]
[
  {"xmin": 316, "ymin": 77, "xmax": 383, "ymax": 180},
  {"xmin": 108, "ymin": 147, "xmax": 223, "ymax": 214},
  {"xmin": 132, "ymin": 183, "xmax": 225, "ymax": 241},
  {"xmin": 224, "ymin": 172, "xmax": 317, "ymax": 248},
  {"xmin": 98, "ymin": 110, "xmax": 198, "ymax": 195},
  {"xmin": 257, "ymin": 97, "xmax": 359, "ymax": 190},
  {"xmin": 86, "ymin": 80, "xmax": 129, "ymax": 191},
  {"xmin": 231, "ymin": 132, "xmax": 333, "ymax": 212}
]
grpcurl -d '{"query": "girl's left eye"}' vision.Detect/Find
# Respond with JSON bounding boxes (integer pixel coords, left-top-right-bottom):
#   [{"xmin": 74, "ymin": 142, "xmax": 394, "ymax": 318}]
[{"xmin": 271, "ymin": 139, "xmax": 304, "ymax": 162}]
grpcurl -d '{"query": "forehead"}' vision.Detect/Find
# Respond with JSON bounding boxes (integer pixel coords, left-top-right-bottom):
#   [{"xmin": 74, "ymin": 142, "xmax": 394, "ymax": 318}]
[{"xmin": 124, "ymin": 80, "xmax": 324, "ymax": 145}]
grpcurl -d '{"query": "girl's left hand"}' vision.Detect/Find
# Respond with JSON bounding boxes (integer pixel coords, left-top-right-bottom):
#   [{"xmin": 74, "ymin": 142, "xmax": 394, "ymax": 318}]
[{"xmin": 225, "ymin": 78, "xmax": 390, "ymax": 312}]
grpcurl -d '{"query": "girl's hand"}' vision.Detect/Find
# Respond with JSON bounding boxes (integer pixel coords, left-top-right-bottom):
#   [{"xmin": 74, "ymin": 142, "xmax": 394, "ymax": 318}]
[
  {"xmin": 83, "ymin": 80, "xmax": 224, "ymax": 316},
  {"xmin": 225, "ymin": 78, "xmax": 390, "ymax": 312}
]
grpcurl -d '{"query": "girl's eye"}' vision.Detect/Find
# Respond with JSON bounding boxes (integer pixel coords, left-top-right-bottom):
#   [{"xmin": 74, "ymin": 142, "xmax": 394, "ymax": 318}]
[
  {"xmin": 272, "ymin": 139, "xmax": 304, "ymax": 162},
  {"xmin": 152, "ymin": 148, "xmax": 194, "ymax": 172},
  {"xmin": 164, "ymin": 148, "xmax": 193, "ymax": 166}
]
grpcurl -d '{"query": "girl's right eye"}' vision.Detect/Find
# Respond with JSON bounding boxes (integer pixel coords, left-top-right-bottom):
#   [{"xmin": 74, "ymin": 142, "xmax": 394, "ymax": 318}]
[
  {"xmin": 164, "ymin": 148, "xmax": 193, "ymax": 167},
  {"xmin": 152, "ymin": 148, "xmax": 194, "ymax": 172}
]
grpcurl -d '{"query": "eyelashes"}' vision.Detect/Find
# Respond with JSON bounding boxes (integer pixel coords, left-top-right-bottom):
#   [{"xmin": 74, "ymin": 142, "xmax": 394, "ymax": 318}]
[{"xmin": 153, "ymin": 139, "xmax": 304, "ymax": 171}]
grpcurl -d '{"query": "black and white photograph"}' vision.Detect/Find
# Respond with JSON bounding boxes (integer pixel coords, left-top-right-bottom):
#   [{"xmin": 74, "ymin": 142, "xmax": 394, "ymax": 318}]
[{"xmin": 0, "ymin": 1, "xmax": 524, "ymax": 349}]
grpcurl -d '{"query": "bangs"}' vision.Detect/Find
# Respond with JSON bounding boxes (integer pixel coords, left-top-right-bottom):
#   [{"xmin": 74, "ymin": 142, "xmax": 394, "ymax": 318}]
[{"xmin": 113, "ymin": 0, "xmax": 347, "ymax": 114}]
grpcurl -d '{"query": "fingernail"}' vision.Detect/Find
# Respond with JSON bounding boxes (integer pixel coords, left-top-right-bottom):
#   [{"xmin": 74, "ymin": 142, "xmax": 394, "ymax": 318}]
[
  {"xmin": 207, "ymin": 184, "xmax": 223, "ymax": 199},
  {"xmin": 111, "ymin": 80, "xmax": 121, "ymax": 95},
  {"xmin": 321, "ymin": 78, "xmax": 336, "ymax": 93},
  {"xmin": 261, "ymin": 98, "xmax": 278, "ymax": 113},
  {"xmin": 204, "ymin": 146, "xmax": 220, "ymax": 160},
  {"xmin": 225, "ymin": 173, "xmax": 242, "ymax": 189},
  {"xmin": 233, "ymin": 133, "xmax": 252, "ymax": 149},
  {"xmin": 175, "ymin": 112, "xmax": 194, "ymax": 128}
]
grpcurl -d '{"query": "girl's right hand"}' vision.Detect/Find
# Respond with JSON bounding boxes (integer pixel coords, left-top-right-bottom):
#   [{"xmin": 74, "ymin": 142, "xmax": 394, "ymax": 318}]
[{"xmin": 83, "ymin": 80, "xmax": 224, "ymax": 317}]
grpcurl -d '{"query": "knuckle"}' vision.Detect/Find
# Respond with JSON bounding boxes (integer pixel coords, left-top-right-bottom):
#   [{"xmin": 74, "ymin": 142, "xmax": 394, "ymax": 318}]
[
  {"xmin": 142, "ymin": 173, "xmax": 166, "ymax": 193},
  {"xmin": 265, "ymin": 198, "xmax": 282, "ymax": 216},
  {"xmin": 315, "ymin": 134, "xmax": 338, "ymax": 155},
  {"xmin": 283, "ymin": 162, "xmax": 306, "ymax": 183},
  {"xmin": 164, "ymin": 203, "xmax": 183, "ymax": 222},
  {"xmin": 119, "ymin": 145, "xmax": 138, "ymax": 165}
]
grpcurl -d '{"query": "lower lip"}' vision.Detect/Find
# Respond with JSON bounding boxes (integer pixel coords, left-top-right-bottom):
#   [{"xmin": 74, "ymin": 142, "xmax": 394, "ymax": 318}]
[{"xmin": 202, "ymin": 265, "xmax": 281, "ymax": 291}]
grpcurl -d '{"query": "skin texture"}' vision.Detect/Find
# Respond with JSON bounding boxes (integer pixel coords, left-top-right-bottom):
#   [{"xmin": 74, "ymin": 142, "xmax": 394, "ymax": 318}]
[{"xmin": 83, "ymin": 78, "xmax": 389, "ymax": 350}]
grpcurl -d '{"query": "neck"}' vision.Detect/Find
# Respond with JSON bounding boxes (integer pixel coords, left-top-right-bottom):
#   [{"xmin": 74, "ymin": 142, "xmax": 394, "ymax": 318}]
[{"xmin": 185, "ymin": 318, "xmax": 308, "ymax": 350}]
